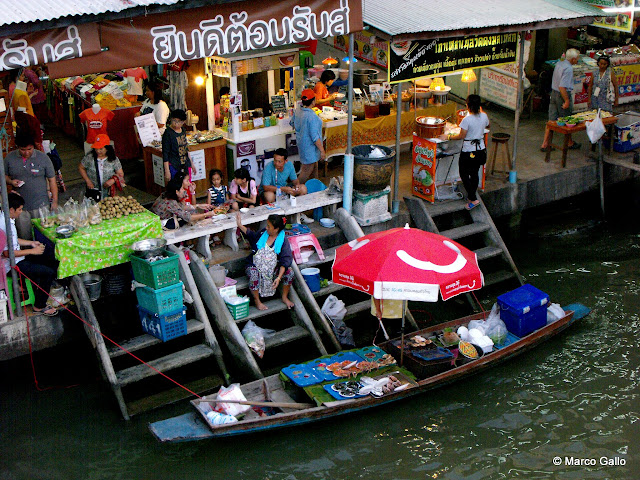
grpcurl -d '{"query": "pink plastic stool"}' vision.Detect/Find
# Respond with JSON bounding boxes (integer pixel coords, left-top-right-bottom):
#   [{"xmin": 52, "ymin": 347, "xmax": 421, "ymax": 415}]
[
  {"xmin": 0, "ymin": 229, "xmax": 14, "ymax": 321},
  {"xmin": 287, "ymin": 234, "xmax": 325, "ymax": 264}
]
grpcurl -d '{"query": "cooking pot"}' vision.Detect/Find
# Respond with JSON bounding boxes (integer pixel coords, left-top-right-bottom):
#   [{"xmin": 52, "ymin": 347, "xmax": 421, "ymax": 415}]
[
  {"xmin": 352, "ymin": 68, "xmax": 379, "ymax": 89},
  {"xmin": 415, "ymin": 116, "xmax": 446, "ymax": 139}
]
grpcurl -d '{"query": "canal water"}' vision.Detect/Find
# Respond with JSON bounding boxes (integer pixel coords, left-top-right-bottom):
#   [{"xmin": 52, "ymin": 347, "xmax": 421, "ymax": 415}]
[{"xmin": 2, "ymin": 192, "xmax": 639, "ymax": 480}]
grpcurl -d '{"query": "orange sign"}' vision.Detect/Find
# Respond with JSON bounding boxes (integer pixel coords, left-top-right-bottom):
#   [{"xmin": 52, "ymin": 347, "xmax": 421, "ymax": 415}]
[{"xmin": 412, "ymin": 135, "xmax": 437, "ymax": 203}]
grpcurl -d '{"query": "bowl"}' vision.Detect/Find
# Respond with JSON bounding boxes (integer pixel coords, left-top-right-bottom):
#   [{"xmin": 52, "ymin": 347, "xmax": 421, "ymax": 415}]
[
  {"xmin": 55, "ymin": 225, "xmax": 75, "ymax": 238},
  {"xmin": 130, "ymin": 238, "xmax": 167, "ymax": 258},
  {"xmin": 556, "ymin": 120, "xmax": 566, "ymax": 126},
  {"xmin": 240, "ymin": 207, "xmax": 250, "ymax": 213},
  {"xmin": 565, "ymin": 123, "xmax": 576, "ymax": 128},
  {"xmin": 320, "ymin": 218, "xmax": 335, "ymax": 228},
  {"xmin": 457, "ymin": 341, "xmax": 484, "ymax": 365}
]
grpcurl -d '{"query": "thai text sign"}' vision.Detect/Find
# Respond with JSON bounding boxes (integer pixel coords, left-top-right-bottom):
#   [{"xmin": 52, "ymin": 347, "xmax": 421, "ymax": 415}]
[
  {"xmin": 0, "ymin": 24, "xmax": 100, "ymax": 72},
  {"xmin": 412, "ymin": 135, "xmax": 437, "ymax": 203},
  {"xmin": 388, "ymin": 33, "xmax": 518, "ymax": 84},
  {"xmin": 43, "ymin": 0, "xmax": 362, "ymax": 78},
  {"xmin": 479, "ymin": 67, "xmax": 519, "ymax": 110}
]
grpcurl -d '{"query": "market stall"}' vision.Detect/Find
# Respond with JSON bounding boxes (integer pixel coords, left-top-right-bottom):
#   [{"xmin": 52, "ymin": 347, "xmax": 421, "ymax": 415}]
[
  {"xmin": 207, "ymin": 47, "xmax": 303, "ymax": 184},
  {"xmin": 324, "ymin": 103, "xmax": 456, "ymax": 159},
  {"xmin": 33, "ymin": 209, "xmax": 163, "ymax": 279},
  {"xmin": 541, "ymin": 54, "xmax": 598, "ymax": 113},
  {"xmin": 587, "ymin": 44, "xmax": 640, "ymax": 105},
  {"xmin": 143, "ymin": 135, "xmax": 227, "ymax": 197},
  {"xmin": 51, "ymin": 74, "xmax": 142, "ymax": 159}
]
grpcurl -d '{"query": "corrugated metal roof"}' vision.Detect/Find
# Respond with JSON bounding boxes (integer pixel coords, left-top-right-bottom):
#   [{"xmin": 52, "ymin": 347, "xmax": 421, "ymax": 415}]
[
  {"xmin": 0, "ymin": 0, "xmax": 181, "ymax": 27},
  {"xmin": 364, "ymin": 0, "xmax": 607, "ymax": 37}
]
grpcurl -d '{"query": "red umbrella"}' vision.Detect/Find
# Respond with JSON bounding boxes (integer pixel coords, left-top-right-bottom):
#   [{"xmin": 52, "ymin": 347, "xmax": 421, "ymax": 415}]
[
  {"xmin": 332, "ymin": 225, "xmax": 483, "ymax": 302},
  {"xmin": 332, "ymin": 225, "xmax": 483, "ymax": 363}
]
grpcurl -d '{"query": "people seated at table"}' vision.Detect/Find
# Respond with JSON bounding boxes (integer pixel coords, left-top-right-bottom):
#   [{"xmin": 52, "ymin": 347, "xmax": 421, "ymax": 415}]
[
  {"xmin": 235, "ymin": 212, "xmax": 294, "ymax": 310},
  {"xmin": 207, "ymin": 169, "xmax": 229, "ymax": 207},
  {"xmin": 78, "ymin": 134, "xmax": 124, "ymax": 201},
  {"xmin": 229, "ymin": 168, "xmax": 258, "ymax": 210},
  {"xmin": 260, "ymin": 148, "xmax": 307, "ymax": 203},
  {"xmin": 4, "ymin": 132, "xmax": 58, "ymax": 240},
  {"xmin": 1, "ymin": 193, "xmax": 58, "ymax": 316},
  {"xmin": 152, "ymin": 175, "xmax": 216, "ymax": 229}
]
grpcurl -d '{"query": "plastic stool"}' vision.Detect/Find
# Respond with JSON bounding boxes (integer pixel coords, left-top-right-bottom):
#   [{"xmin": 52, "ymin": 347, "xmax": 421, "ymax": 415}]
[
  {"xmin": 287, "ymin": 234, "xmax": 325, "ymax": 264},
  {"xmin": 7, "ymin": 277, "xmax": 36, "ymax": 310},
  {"xmin": 488, "ymin": 133, "xmax": 511, "ymax": 175}
]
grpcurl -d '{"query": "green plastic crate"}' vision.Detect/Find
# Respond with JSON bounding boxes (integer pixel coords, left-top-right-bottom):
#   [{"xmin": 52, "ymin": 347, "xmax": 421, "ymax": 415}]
[
  {"xmin": 130, "ymin": 250, "xmax": 180, "ymax": 289},
  {"xmin": 225, "ymin": 297, "xmax": 250, "ymax": 320},
  {"xmin": 136, "ymin": 281, "xmax": 183, "ymax": 315}
]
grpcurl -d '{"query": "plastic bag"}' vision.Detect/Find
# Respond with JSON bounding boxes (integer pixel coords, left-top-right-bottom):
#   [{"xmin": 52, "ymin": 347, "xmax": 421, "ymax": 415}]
[
  {"xmin": 241, "ymin": 320, "xmax": 275, "ymax": 358},
  {"xmin": 485, "ymin": 319, "xmax": 508, "ymax": 345},
  {"xmin": 321, "ymin": 294, "xmax": 347, "ymax": 321},
  {"xmin": 547, "ymin": 303, "xmax": 565, "ymax": 324},
  {"xmin": 586, "ymin": 109, "xmax": 606, "ymax": 144},
  {"xmin": 214, "ymin": 383, "xmax": 250, "ymax": 417},
  {"xmin": 467, "ymin": 320, "xmax": 486, "ymax": 335}
]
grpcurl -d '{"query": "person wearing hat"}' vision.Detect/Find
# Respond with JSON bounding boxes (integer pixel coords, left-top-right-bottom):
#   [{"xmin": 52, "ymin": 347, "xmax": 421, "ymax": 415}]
[
  {"xmin": 79, "ymin": 134, "xmax": 124, "ymax": 200},
  {"xmin": 291, "ymin": 88, "xmax": 325, "ymax": 184}
]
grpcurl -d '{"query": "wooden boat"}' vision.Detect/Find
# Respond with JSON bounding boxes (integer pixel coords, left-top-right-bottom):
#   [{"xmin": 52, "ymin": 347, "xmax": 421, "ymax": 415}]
[{"xmin": 149, "ymin": 303, "xmax": 589, "ymax": 443}]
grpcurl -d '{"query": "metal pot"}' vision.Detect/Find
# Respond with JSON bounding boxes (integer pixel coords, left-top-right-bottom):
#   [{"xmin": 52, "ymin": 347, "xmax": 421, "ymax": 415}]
[
  {"xmin": 131, "ymin": 238, "xmax": 167, "ymax": 258},
  {"xmin": 352, "ymin": 68, "xmax": 379, "ymax": 89},
  {"xmin": 415, "ymin": 116, "xmax": 446, "ymax": 139}
]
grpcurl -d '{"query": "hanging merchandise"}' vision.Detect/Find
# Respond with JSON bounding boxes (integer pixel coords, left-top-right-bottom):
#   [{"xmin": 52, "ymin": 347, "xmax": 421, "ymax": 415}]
[{"xmin": 168, "ymin": 70, "xmax": 189, "ymax": 111}]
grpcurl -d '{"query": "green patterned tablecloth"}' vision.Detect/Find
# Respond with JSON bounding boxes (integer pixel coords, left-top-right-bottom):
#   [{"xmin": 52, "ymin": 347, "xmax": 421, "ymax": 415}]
[{"xmin": 33, "ymin": 210, "xmax": 163, "ymax": 278}]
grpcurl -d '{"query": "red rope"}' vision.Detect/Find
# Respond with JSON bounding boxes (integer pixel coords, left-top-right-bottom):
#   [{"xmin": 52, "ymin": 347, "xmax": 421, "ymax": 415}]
[
  {"xmin": 13, "ymin": 266, "xmax": 201, "ymax": 399},
  {"xmin": 471, "ymin": 291, "xmax": 487, "ymax": 316}
]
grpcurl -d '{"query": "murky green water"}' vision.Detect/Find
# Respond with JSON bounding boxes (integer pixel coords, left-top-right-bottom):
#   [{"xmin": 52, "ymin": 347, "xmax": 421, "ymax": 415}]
[{"xmin": 2, "ymin": 199, "xmax": 639, "ymax": 480}]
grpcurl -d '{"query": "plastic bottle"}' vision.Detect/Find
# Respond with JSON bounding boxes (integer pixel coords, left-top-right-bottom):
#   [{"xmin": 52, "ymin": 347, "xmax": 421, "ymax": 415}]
[{"xmin": 275, "ymin": 187, "xmax": 282, "ymax": 206}]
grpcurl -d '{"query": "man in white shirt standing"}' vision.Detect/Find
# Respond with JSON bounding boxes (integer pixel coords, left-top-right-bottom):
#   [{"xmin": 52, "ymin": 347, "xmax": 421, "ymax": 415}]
[{"xmin": 1, "ymin": 193, "xmax": 58, "ymax": 316}]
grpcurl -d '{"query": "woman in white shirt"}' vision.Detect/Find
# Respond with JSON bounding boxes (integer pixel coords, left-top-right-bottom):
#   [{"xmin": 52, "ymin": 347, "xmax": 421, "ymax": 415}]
[
  {"xmin": 137, "ymin": 80, "xmax": 170, "ymax": 135},
  {"xmin": 440, "ymin": 94, "xmax": 490, "ymax": 210}
]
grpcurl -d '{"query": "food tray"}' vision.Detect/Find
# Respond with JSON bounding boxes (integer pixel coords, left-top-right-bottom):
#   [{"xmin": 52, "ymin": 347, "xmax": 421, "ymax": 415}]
[
  {"xmin": 382, "ymin": 340, "xmax": 455, "ymax": 380},
  {"xmin": 306, "ymin": 358, "xmax": 340, "ymax": 382},
  {"xmin": 493, "ymin": 332, "xmax": 521, "ymax": 350},
  {"xmin": 323, "ymin": 380, "xmax": 367, "ymax": 400},
  {"xmin": 281, "ymin": 363, "xmax": 321, "ymax": 387},
  {"xmin": 355, "ymin": 346, "xmax": 388, "ymax": 362},
  {"xmin": 411, "ymin": 346, "xmax": 454, "ymax": 362}
]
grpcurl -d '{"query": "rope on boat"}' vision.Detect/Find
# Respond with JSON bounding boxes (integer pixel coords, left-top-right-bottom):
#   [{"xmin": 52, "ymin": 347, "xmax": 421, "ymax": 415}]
[{"xmin": 13, "ymin": 266, "xmax": 202, "ymax": 398}]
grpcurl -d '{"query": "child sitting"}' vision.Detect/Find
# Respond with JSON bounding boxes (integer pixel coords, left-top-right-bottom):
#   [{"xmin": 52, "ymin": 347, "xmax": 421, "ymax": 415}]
[
  {"xmin": 229, "ymin": 167, "xmax": 258, "ymax": 210},
  {"xmin": 207, "ymin": 169, "xmax": 228, "ymax": 207}
]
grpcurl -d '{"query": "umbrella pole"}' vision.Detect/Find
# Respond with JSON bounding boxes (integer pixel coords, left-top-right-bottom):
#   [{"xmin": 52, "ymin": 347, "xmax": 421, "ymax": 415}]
[{"xmin": 400, "ymin": 300, "xmax": 406, "ymax": 366}]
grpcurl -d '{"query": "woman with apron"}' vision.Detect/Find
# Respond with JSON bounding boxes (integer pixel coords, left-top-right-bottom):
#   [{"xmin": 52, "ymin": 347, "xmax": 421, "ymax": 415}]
[
  {"xmin": 440, "ymin": 94, "xmax": 489, "ymax": 210},
  {"xmin": 236, "ymin": 213, "xmax": 295, "ymax": 310}
]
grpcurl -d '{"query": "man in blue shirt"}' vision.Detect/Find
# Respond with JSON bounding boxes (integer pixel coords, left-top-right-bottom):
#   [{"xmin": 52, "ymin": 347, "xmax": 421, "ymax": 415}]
[
  {"xmin": 291, "ymin": 89, "xmax": 325, "ymax": 184},
  {"xmin": 261, "ymin": 148, "xmax": 307, "ymax": 203},
  {"xmin": 541, "ymin": 48, "xmax": 581, "ymax": 151}
]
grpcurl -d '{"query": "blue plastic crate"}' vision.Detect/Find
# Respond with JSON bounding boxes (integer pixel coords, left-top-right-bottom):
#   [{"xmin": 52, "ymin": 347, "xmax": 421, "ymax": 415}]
[
  {"xmin": 135, "ymin": 281, "xmax": 183, "ymax": 315},
  {"xmin": 497, "ymin": 284, "xmax": 549, "ymax": 337},
  {"xmin": 281, "ymin": 364, "xmax": 321, "ymax": 387},
  {"xmin": 138, "ymin": 305, "xmax": 187, "ymax": 342}
]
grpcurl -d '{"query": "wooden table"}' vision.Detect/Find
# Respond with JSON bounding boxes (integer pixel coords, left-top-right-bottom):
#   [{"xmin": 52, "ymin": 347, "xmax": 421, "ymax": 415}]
[
  {"xmin": 544, "ymin": 116, "xmax": 617, "ymax": 167},
  {"xmin": 143, "ymin": 138, "xmax": 227, "ymax": 197}
]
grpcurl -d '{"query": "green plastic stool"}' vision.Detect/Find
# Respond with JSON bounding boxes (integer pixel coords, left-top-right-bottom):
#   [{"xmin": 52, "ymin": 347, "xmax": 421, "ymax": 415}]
[{"xmin": 7, "ymin": 277, "xmax": 36, "ymax": 309}]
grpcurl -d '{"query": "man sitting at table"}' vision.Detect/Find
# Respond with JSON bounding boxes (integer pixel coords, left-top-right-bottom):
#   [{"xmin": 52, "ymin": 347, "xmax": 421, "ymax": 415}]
[
  {"xmin": 1, "ymin": 193, "xmax": 58, "ymax": 316},
  {"xmin": 260, "ymin": 148, "xmax": 307, "ymax": 203}
]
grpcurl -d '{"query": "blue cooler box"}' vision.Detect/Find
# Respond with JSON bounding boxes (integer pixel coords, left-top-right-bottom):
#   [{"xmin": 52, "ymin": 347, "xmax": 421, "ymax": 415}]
[{"xmin": 497, "ymin": 284, "xmax": 549, "ymax": 337}]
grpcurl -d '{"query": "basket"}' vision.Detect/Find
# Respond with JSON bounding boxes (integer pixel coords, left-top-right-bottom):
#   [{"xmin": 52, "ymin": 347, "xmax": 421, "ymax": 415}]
[
  {"xmin": 136, "ymin": 281, "xmax": 184, "ymax": 315},
  {"xmin": 225, "ymin": 297, "xmax": 250, "ymax": 320},
  {"xmin": 137, "ymin": 305, "xmax": 187, "ymax": 342},
  {"xmin": 130, "ymin": 249, "xmax": 179, "ymax": 289}
]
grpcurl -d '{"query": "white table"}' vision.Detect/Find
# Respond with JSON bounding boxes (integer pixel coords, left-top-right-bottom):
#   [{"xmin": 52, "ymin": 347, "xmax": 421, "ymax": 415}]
[{"xmin": 163, "ymin": 191, "xmax": 342, "ymax": 259}]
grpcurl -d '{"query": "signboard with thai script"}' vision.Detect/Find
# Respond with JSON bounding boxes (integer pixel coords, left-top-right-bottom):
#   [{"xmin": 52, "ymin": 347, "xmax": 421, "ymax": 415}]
[
  {"xmin": 334, "ymin": 30, "xmax": 388, "ymax": 68},
  {"xmin": 585, "ymin": 0, "xmax": 633, "ymax": 33},
  {"xmin": 479, "ymin": 67, "xmax": 519, "ymax": 110},
  {"xmin": 388, "ymin": 33, "xmax": 518, "ymax": 84},
  {"xmin": 47, "ymin": 0, "xmax": 363, "ymax": 78},
  {"xmin": 0, "ymin": 24, "xmax": 101, "ymax": 72}
]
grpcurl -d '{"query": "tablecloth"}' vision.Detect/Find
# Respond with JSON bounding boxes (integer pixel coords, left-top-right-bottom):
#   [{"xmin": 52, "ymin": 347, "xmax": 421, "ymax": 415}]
[
  {"xmin": 33, "ymin": 210, "xmax": 163, "ymax": 278},
  {"xmin": 324, "ymin": 102, "xmax": 457, "ymax": 158}
]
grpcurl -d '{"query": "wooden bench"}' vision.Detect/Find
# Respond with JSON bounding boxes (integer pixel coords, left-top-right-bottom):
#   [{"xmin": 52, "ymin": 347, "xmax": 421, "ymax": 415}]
[{"xmin": 163, "ymin": 191, "xmax": 342, "ymax": 259}]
